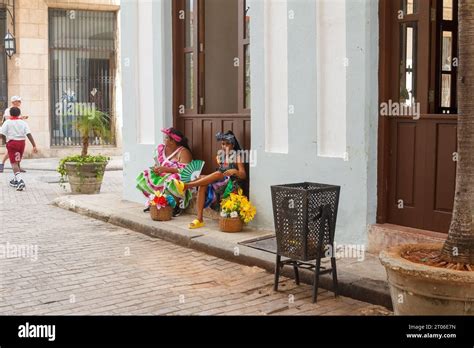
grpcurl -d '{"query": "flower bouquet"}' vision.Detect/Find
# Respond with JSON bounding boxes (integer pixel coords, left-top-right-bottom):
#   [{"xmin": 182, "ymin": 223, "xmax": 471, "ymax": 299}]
[
  {"xmin": 219, "ymin": 189, "xmax": 257, "ymax": 232},
  {"xmin": 148, "ymin": 191, "xmax": 176, "ymax": 221}
]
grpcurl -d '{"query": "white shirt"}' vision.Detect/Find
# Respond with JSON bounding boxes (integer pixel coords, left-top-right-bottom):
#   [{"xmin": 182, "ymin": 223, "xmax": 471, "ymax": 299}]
[{"xmin": 0, "ymin": 118, "xmax": 31, "ymax": 142}]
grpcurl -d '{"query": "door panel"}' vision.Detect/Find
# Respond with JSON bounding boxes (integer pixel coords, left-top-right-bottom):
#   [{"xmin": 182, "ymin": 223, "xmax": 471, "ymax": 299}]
[
  {"xmin": 176, "ymin": 116, "xmax": 249, "ymax": 174},
  {"xmin": 423, "ymin": 119, "xmax": 457, "ymax": 232},
  {"xmin": 389, "ymin": 119, "xmax": 425, "ymax": 230},
  {"xmin": 395, "ymin": 122, "xmax": 417, "ymax": 206},
  {"xmin": 381, "ymin": 0, "xmax": 457, "ymax": 233}
]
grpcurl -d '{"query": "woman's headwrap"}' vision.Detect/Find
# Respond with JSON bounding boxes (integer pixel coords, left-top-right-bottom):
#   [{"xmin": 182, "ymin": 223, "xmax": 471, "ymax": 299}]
[
  {"xmin": 216, "ymin": 132, "xmax": 236, "ymax": 146},
  {"xmin": 162, "ymin": 128, "xmax": 182, "ymax": 143}
]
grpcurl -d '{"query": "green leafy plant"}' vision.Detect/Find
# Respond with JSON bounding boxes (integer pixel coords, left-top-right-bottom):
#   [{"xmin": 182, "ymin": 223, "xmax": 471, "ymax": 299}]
[
  {"xmin": 57, "ymin": 154, "xmax": 110, "ymax": 189},
  {"xmin": 57, "ymin": 106, "xmax": 111, "ymax": 189},
  {"xmin": 73, "ymin": 107, "xmax": 111, "ymax": 157}
]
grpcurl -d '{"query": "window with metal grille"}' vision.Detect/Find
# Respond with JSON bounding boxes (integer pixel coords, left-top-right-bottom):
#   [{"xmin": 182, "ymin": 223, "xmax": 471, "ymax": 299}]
[{"xmin": 49, "ymin": 9, "xmax": 117, "ymax": 147}]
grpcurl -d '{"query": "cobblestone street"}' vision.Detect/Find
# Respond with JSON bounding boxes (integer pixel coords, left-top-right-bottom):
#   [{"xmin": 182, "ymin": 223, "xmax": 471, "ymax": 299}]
[{"xmin": 0, "ymin": 167, "xmax": 390, "ymax": 315}]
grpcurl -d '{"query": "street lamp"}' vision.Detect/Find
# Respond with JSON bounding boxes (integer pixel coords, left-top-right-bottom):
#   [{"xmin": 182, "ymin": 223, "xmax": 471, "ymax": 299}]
[{"xmin": 4, "ymin": 31, "xmax": 15, "ymax": 59}]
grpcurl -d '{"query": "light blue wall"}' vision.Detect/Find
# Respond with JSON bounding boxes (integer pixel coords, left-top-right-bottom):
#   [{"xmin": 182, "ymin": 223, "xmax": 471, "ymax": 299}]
[
  {"xmin": 249, "ymin": 0, "xmax": 379, "ymax": 245},
  {"xmin": 121, "ymin": 0, "xmax": 174, "ymax": 205}
]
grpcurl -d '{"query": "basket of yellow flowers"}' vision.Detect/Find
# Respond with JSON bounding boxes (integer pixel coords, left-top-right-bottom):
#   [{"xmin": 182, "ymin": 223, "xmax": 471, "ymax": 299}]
[{"xmin": 219, "ymin": 189, "xmax": 257, "ymax": 233}]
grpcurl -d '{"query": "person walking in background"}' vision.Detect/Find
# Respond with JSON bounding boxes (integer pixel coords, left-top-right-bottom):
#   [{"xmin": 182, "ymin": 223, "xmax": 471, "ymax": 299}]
[
  {"xmin": 0, "ymin": 107, "xmax": 37, "ymax": 191},
  {"xmin": 0, "ymin": 96, "xmax": 29, "ymax": 173}
]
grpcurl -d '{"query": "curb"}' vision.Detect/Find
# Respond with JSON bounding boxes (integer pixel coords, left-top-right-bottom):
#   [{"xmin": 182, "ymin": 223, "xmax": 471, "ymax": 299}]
[{"xmin": 53, "ymin": 196, "xmax": 393, "ymax": 310}]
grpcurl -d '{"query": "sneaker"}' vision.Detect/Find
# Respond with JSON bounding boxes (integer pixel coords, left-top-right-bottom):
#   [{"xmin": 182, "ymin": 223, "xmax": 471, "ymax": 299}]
[
  {"xmin": 16, "ymin": 179, "xmax": 25, "ymax": 191},
  {"xmin": 172, "ymin": 206, "xmax": 182, "ymax": 217},
  {"xmin": 0, "ymin": 163, "xmax": 4, "ymax": 173},
  {"xmin": 9, "ymin": 179, "xmax": 18, "ymax": 187}
]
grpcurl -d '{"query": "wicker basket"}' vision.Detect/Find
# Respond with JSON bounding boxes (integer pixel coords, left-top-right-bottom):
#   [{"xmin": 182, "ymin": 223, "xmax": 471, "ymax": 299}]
[
  {"xmin": 150, "ymin": 205, "xmax": 172, "ymax": 221},
  {"xmin": 219, "ymin": 217, "xmax": 243, "ymax": 233}
]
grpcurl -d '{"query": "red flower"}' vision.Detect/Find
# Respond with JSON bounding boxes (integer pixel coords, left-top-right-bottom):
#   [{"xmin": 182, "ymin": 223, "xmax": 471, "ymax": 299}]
[{"xmin": 157, "ymin": 196, "xmax": 167, "ymax": 207}]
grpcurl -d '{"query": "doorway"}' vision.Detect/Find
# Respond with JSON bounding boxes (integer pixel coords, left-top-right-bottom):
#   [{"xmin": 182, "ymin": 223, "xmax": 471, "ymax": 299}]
[
  {"xmin": 172, "ymin": 0, "xmax": 251, "ymax": 175},
  {"xmin": 378, "ymin": 0, "xmax": 458, "ymax": 233}
]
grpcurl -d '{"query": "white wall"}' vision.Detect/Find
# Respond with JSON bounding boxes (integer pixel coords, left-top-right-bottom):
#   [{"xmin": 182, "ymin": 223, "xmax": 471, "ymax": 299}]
[
  {"xmin": 121, "ymin": 0, "xmax": 173, "ymax": 205},
  {"xmin": 316, "ymin": 0, "xmax": 347, "ymax": 159},
  {"xmin": 263, "ymin": 0, "xmax": 288, "ymax": 154},
  {"xmin": 137, "ymin": 0, "xmax": 156, "ymax": 145},
  {"xmin": 250, "ymin": 0, "xmax": 379, "ymax": 245}
]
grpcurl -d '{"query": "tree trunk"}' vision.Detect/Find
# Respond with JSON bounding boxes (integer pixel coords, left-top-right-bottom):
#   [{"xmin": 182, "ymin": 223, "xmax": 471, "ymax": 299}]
[
  {"xmin": 81, "ymin": 136, "xmax": 89, "ymax": 157},
  {"xmin": 441, "ymin": 0, "xmax": 474, "ymax": 264}
]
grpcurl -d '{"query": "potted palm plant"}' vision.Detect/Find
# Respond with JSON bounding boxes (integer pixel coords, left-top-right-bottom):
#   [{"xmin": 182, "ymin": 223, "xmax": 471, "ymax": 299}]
[
  {"xmin": 57, "ymin": 106, "xmax": 111, "ymax": 194},
  {"xmin": 380, "ymin": 1, "xmax": 474, "ymax": 315}
]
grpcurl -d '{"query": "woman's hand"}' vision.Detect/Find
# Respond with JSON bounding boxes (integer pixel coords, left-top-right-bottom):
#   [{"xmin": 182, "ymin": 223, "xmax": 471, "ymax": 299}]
[
  {"xmin": 153, "ymin": 166, "xmax": 165, "ymax": 174},
  {"xmin": 223, "ymin": 169, "xmax": 238, "ymax": 177},
  {"xmin": 154, "ymin": 166, "xmax": 177, "ymax": 175}
]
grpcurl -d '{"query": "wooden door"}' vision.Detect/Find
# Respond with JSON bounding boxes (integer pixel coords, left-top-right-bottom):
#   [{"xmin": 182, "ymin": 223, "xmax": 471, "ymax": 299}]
[
  {"xmin": 379, "ymin": 0, "xmax": 458, "ymax": 233},
  {"xmin": 172, "ymin": 0, "xmax": 251, "ymax": 175}
]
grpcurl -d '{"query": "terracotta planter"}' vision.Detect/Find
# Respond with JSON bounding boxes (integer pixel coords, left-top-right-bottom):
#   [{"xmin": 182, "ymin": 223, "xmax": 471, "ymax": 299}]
[
  {"xmin": 150, "ymin": 205, "xmax": 172, "ymax": 221},
  {"xmin": 219, "ymin": 217, "xmax": 243, "ymax": 233},
  {"xmin": 380, "ymin": 243, "xmax": 474, "ymax": 315},
  {"xmin": 64, "ymin": 162, "xmax": 107, "ymax": 194}
]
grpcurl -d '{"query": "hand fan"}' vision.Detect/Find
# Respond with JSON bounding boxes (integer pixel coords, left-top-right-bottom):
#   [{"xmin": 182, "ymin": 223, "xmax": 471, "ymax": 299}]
[
  {"xmin": 222, "ymin": 180, "xmax": 234, "ymax": 199},
  {"xmin": 180, "ymin": 160, "xmax": 205, "ymax": 183}
]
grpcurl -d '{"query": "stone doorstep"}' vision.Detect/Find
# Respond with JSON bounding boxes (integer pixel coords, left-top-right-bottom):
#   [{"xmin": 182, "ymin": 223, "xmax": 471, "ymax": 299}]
[{"xmin": 52, "ymin": 193, "xmax": 392, "ymax": 310}]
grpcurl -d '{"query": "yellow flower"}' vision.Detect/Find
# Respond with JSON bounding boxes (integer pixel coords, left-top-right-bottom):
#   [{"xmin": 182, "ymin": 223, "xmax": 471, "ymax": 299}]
[
  {"xmin": 239, "ymin": 202, "xmax": 256, "ymax": 223},
  {"xmin": 221, "ymin": 191, "xmax": 256, "ymax": 223},
  {"xmin": 221, "ymin": 199, "xmax": 235, "ymax": 211}
]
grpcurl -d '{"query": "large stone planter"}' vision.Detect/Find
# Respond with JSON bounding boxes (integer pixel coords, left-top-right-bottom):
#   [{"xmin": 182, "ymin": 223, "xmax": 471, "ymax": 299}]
[
  {"xmin": 64, "ymin": 162, "xmax": 108, "ymax": 194},
  {"xmin": 380, "ymin": 244, "xmax": 474, "ymax": 315}
]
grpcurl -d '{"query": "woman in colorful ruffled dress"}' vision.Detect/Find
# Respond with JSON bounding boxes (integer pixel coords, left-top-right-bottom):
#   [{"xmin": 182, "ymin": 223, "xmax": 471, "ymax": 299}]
[
  {"xmin": 175, "ymin": 131, "xmax": 247, "ymax": 229},
  {"xmin": 136, "ymin": 128, "xmax": 193, "ymax": 216}
]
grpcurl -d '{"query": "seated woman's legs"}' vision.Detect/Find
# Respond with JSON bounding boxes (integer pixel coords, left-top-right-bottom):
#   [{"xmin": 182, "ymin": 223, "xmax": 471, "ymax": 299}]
[
  {"xmin": 195, "ymin": 185, "xmax": 207, "ymax": 222},
  {"xmin": 185, "ymin": 171, "xmax": 224, "ymax": 190}
]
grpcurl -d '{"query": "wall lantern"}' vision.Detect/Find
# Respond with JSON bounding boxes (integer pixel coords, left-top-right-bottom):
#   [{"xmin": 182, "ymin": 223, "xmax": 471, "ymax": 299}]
[
  {"xmin": 4, "ymin": 31, "xmax": 15, "ymax": 58},
  {"xmin": 1, "ymin": 0, "xmax": 16, "ymax": 58}
]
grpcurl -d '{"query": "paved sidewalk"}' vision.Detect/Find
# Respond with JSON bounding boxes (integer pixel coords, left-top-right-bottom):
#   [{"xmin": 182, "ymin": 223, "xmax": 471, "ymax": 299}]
[
  {"xmin": 1, "ymin": 156, "xmax": 123, "ymax": 172},
  {"xmin": 0, "ymin": 168, "xmax": 390, "ymax": 315},
  {"xmin": 54, "ymin": 193, "xmax": 392, "ymax": 309}
]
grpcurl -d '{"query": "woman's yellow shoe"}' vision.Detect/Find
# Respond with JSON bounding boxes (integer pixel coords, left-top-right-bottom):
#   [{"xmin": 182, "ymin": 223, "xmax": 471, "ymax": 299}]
[
  {"xmin": 173, "ymin": 178, "xmax": 185, "ymax": 195},
  {"xmin": 189, "ymin": 219, "xmax": 205, "ymax": 229}
]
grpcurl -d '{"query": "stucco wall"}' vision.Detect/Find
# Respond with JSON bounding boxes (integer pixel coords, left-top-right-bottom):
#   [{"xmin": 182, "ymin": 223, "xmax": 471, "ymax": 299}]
[
  {"xmin": 249, "ymin": 0, "xmax": 379, "ymax": 245},
  {"xmin": 121, "ymin": 0, "xmax": 173, "ymax": 205}
]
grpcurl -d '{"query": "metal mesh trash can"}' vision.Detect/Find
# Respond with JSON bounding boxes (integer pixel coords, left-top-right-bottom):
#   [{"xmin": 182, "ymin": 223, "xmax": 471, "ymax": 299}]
[{"xmin": 271, "ymin": 182, "xmax": 340, "ymax": 303}]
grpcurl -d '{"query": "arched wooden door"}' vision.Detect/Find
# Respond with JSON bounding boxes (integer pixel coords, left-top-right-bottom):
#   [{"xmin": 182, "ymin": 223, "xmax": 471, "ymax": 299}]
[
  {"xmin": 378, "ymin": 0, "xmax": 458, "ymax": 233},
  {"xmin": 172, "ymin": 0, "xmax": 251, "ymax": 175}
]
